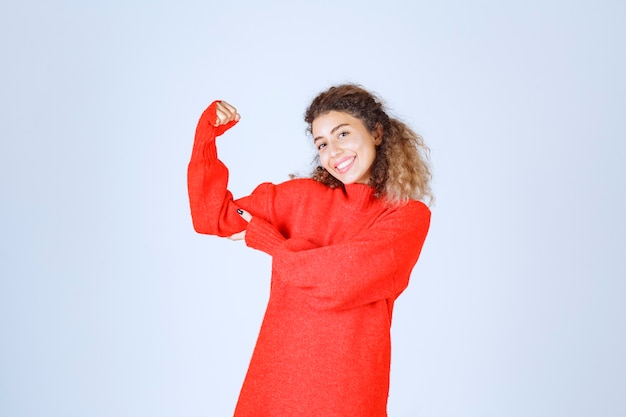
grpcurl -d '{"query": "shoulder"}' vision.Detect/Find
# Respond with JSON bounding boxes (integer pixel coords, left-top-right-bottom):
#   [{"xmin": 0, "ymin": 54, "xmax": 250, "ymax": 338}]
[
  {"xmin": 381, "ymin": 199, "xmax": 431, "ymax": 227},
  {"xmin": 246, "ymin": 178, "xmax": 337, "ymax": 225},
  {"xmin": 387, "ymin": 198, "xmax": 430, "ymax": 214},
  {"xmin": 406, "ymin": 199, "xmax": 431, "ymax": 219},
  {"xmin": 277, "ymin": 177, "xmax": 330, "ymax": 193},
  {"xmin": 257, "ymin": 177, "xmax": 333, "ymax": 199},
  {"xmin": 249, "ymin": 177, "xmax": 333, "ymax": 205}
]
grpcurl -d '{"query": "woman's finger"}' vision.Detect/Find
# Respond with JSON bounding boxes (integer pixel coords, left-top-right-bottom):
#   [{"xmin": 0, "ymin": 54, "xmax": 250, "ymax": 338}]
[
  {"xmin": 228, "ymin": 230, "xmax": 246, "ymax": 241},
  {"xmin": 236, "ymin": 208, "xmax": 252, "ymax": 222},
  {"xmin": 219, "ymin": 100, "xmax": 237, "ymax": 113},
  {"xmin": 214, "ymin": 101, "xmax": 240, "ymax": 126}
]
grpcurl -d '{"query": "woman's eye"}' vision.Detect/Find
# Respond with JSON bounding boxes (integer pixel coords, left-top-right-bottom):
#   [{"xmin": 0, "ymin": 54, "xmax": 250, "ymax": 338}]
[
  {"xmin": 317, "ymin": 143, "xmax": 326, "ymax": 150},
  {"xmin": 338, "ymin": 131, "xmax": 349, "ymax": 138}
]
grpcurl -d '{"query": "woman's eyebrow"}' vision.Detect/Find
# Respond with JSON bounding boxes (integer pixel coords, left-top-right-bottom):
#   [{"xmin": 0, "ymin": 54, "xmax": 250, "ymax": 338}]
[{"xmin": 314, "ymin": 123, "xmax": 350, "ymax": 142}]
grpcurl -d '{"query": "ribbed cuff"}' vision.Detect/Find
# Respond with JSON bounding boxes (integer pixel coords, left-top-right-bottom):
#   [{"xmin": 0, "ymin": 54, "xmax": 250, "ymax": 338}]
[
  {"xmin": 245, "ymin": 217, "xmax": 286, "ymax": 256},
  {"xmin": 192, "ymin": 101, "xmax": 239, "ymax": 157}
]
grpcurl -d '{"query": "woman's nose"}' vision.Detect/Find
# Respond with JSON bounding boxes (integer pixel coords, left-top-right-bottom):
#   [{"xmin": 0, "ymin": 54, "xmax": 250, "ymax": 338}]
[{"xmin": 329, "ymin": 142, "xmax": 342, "ymax": 156}]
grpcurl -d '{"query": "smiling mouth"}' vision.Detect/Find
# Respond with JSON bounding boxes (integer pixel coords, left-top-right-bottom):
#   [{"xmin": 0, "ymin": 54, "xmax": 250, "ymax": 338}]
[{"xmin": 334, "ymin": 156, "xmax": 355, "ymax": 173}]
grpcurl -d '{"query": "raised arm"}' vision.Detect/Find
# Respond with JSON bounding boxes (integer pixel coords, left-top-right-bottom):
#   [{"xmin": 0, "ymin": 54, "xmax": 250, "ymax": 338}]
[
  {"xmin": 187, "ymin": 101, "xmax": 257, "ymax": 237},
  {"xmin": 244, "ymin": 201, "xmax": 431, "ymax": 310}
]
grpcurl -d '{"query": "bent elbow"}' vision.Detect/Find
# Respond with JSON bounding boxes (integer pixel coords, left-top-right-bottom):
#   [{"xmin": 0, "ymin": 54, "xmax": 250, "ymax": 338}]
[{"xmin": 190, "ymin": 215, "xmax": 215, "ymax": 235}]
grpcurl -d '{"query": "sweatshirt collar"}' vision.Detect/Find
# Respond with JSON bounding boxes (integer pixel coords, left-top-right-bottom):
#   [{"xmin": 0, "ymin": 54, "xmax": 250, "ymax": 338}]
[{"xmin": 342, "ymin": 183, "xmax": 378, "ymax": 208}]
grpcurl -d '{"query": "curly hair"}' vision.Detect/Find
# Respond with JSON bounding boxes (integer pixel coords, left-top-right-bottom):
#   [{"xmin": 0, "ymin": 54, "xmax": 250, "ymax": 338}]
[{"xmin": 304, "ymin": 84, "xmax": 433, "ymax": 205}]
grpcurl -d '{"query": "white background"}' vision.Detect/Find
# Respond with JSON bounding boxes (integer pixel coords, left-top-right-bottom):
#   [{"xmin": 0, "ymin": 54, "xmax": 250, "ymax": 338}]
[{"xmin": 1, "ymin": 1, "xmax": 624, "ymax": 416}]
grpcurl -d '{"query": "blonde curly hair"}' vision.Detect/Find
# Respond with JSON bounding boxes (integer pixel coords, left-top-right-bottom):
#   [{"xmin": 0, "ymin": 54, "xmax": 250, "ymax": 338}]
[{"xmin": 304, "ymin": 84, "xmax": 433, "ymax": 205}]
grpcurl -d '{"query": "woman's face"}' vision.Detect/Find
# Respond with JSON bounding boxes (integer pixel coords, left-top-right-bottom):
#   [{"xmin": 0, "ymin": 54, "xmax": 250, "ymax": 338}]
[{"xmin": 312, "ymin": 111, "xmax": 381, "ymax": 185}]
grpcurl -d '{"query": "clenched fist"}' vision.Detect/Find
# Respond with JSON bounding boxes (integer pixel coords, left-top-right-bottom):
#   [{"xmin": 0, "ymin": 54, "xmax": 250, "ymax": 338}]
[{"xmin": 214, "ymin": 101, "xmax": 240, "ymax": 127}]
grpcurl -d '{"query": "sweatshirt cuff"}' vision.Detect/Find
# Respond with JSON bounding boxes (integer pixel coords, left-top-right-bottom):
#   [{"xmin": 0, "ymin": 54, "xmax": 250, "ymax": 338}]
[
  {"xmin": 192, "ymin": 101, "xmax": 239, "ymax": 158},
  {"xmin": 202, "ymin": 101, "xmax": 238, "ymax": 136},
  {"xmin": 245, "ymin": 217, "xmax": 286, "ymax": 256}
]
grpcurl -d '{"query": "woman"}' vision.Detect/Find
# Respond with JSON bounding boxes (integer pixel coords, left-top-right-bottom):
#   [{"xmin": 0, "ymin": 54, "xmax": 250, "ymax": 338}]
[{"xmin": 187, "ymin": 84, "xmax": 432, "ymax": 416}]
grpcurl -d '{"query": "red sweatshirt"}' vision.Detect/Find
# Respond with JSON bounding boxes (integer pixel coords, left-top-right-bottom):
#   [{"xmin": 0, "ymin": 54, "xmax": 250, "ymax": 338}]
[{"xmin": 188, "ymin": 102, "xmax": 431, "ymax": 417}]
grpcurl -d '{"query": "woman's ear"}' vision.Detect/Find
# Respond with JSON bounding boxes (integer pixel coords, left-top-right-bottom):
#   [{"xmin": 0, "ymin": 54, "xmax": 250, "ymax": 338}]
[{"xmin": 373, "ymin": 123, "xmax": 383, "ymax": 145}]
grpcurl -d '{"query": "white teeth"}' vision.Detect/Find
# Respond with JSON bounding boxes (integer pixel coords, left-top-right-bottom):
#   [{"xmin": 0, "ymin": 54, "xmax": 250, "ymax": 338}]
[{"xmin": 337, "ymin": 157, "xmax": 354, "ymax": 170}]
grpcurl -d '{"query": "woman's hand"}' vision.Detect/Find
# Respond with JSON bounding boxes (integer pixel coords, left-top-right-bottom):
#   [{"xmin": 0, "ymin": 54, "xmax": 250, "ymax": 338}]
[
  {"xmin": 214, "ymin": 101, "xmax": 241, "ymax": 127},
  {"xmin": 228, "ymin": 208, "xmax": 252, "ymax": 241}
]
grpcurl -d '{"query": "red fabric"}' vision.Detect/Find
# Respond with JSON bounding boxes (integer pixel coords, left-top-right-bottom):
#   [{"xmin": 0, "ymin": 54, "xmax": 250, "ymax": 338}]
[{"xmin": 188, "ymin": 101, "xmax": 431, "ymax": 417}]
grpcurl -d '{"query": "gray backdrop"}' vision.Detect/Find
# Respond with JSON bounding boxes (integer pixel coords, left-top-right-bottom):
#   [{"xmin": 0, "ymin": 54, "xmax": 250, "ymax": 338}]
[{"xmin": 1, "ymin": 1, "xmax": 624, "ymax": 416}]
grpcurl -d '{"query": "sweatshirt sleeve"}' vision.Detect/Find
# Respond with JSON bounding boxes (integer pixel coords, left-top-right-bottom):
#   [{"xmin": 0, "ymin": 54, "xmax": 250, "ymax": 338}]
[
  {"xmin": 245, "ymin": 201, "xmax": 431, "ymax": 310},
  {"xmin": 187, "ymin": 101, "xmax": 269, "ymax": 237}
]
